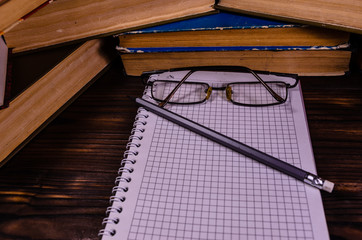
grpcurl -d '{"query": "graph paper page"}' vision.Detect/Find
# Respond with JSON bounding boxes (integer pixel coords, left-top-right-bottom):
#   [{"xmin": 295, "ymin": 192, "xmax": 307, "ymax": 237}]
[{"xmin": 103, "ymin": 71, "xmax": 329, "ymax": 240}]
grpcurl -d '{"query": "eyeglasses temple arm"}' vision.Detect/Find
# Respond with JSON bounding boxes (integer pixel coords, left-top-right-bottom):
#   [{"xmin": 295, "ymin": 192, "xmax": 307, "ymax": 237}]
[
  {"xmin": 249, "ymin": 70, "xmax": 285, "ymax": 103},
  {"xmin": 158, "ymin": 70, "xmax": 195, "ymax": 107}
]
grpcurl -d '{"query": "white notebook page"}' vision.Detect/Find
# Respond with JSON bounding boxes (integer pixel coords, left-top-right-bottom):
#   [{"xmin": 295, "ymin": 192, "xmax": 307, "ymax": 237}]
[{"xmin": 102, "ymin": 71, "xmax": 329, "ymax": 239}]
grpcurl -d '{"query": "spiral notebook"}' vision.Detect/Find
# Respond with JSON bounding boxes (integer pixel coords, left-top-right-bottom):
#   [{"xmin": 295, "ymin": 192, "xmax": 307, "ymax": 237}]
[{"xmin": 100, "ymin": 70, "xmax": 330, "ymax": 239}]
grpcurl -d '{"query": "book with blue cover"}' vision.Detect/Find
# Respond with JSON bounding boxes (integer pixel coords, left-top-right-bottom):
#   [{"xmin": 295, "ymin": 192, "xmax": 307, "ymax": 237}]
[
  {"xmin": 122, "ymin": 12, "xmax": 297, "ymax": 34},
  {"xmin": 117, "ymin": 12, "xmax": 349, "ymax": 53},
  {"xmin": 117, "ymin": 12, "xmax": 351, "ymax": 76}
]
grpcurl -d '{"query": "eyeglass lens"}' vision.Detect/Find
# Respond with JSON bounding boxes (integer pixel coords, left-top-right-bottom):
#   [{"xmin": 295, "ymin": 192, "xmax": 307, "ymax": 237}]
[
  {"xmin": 152, "ymin": 81, "xmax": 209, "ymax": 104},
  {"xmin": 228, "ymin": 82, "xmax": 287, "ymax": 105},
  {"xmin": 151, "ymin": 81, "xmax": 287, "ymax": 105}
]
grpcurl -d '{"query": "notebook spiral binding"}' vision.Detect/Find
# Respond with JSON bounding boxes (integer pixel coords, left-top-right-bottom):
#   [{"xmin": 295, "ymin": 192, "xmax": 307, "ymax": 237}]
[{"xmin": 98, "ymin": 106, "xmax": 150, "ymax": 238}]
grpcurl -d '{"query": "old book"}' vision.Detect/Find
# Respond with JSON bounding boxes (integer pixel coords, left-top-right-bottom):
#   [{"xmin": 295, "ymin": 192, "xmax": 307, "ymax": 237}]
[
  {"xmin": 120, "ymin": 50, "xmax": 351, "ymax": 76},
  {"xmin": 0, "ymin": 39, "xmax": 114, "ymax": 165},
  {"xmin": 3, "ymin": 0, "xmax": 215, "ymax": 53},
  {"xmin": 117, "ymin": 12, "xmax": 351, "ymax": 76},
  {"xmin": 117, "ymin": 12, "xmax": 349, "ymax": 50},
  {"xmin": 215, "ymin": 0, "xmax": 362, "ymax": 34}
]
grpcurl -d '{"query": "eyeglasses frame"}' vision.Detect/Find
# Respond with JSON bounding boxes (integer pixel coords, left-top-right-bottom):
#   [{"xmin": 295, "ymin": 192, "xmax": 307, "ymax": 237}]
[
  {"xmin": 142, "ymin": 66, "xmax": 299, "ymax": 107},
  {"xmin": 149, "ymin": 80, "xmax": 291, "ymax": 107}
]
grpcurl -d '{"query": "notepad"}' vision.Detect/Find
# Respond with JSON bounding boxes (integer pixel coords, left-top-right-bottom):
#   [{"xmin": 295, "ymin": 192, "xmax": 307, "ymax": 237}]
[{"xmin": 100, "ymin": 71, "xmax": 330, "ymax": 239}]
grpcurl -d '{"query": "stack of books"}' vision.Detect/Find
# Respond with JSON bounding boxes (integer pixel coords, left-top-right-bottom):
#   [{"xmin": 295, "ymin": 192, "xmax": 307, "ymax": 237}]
[
  {"xmin": 0, "ymin": 0, "xmax": 361, "ymax": 165},
  {"xmin": 0, "ymin": 0, "xmax": 215, "ymax": 164},
  {"xmin": 116, "ymin": 12, "xmax": 351, "ymax": 76}
]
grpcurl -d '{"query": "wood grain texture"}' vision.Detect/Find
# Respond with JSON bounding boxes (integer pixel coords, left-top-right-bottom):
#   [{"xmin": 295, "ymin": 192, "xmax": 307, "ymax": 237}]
[
  {"xmin": 0, "ymin": 39, "xmax": 113, "ymax": 165},
  {"xmin": 4, "ymin": 0, "xmax": 215, "ymax": 53},
  {"xmin": 216, "ymin": 0, "xmax": 362, "ymax": 34},
  {"xmin": 0, "ymin": 0, "xmax": 47, "ymax": 32},
  {"xmin": 300, "ymin": 73, "xmax": 362, "ymax": 239},
  {"xmin": 0, "ymin": 62, "xmax": 361, "ymax": 239}
]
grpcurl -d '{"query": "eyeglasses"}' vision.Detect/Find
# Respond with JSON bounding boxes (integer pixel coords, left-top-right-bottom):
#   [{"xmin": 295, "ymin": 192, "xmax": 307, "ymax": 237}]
[{"xmin": 143, "ymin": 66, "xmax": 298, "ymax": 107}]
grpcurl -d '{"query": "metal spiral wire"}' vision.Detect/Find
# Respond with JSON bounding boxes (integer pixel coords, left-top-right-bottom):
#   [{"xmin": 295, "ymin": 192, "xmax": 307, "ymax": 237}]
[{"xmin": 98, "ymin": 106, "xmax": 149, "ymax": 238}]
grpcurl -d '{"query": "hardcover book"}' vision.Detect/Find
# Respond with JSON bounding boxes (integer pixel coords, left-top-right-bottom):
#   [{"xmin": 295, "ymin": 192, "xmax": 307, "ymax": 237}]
[
  {"xmin": 3, "ymin": 0, "xmax": 215, "ymax": 53},
  {"xmin": 117, "ymin": 12, "xmax": 351, "ymax": 76},
  {"xmin": 215, "ymin": 0, "xmax": 362, "ymax": 34}
]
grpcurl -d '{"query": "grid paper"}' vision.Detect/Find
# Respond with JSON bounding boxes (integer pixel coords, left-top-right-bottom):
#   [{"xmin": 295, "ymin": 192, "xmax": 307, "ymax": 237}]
[{"xmin": 102, "ymin": 71, "xmax": 329, "ymax": 240}]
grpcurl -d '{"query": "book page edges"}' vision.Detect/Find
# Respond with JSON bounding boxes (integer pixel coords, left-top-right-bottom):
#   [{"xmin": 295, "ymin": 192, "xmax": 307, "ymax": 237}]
[
  {"xmin": 4, "ymin": 0, "xmax": 216, "ymax": 53},
  {"xmin": 0, "ymin": 39, "xmax": 114, "ymax": 165},
  {"xmin": 215, "ymin": 3, "xmax": 362, "ymax": 34},
  {"xmin": 0, "ymin": 0, "xmax": 47, "ymax": 32},
  {"xmin": 120, "ymin": 50, "xmax": 351, "ymax": 76}
]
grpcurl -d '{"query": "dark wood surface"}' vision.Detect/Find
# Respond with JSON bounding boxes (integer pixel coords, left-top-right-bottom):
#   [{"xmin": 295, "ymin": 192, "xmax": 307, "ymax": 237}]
[{"xmin": 0, "ymin": 60, "xmax": 361, "ymax": 239}]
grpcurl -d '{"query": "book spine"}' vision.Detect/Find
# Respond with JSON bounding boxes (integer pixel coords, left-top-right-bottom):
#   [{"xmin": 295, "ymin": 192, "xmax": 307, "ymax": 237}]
[{"xmin": 99, "ymin": 107, "xmax": 150, "ymax": 238}]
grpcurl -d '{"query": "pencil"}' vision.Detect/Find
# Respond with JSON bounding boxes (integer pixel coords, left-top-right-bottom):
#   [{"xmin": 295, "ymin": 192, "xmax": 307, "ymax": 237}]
[{"xmin": 134, "ymin": 97, "xmax": 334, "ymax": 193}]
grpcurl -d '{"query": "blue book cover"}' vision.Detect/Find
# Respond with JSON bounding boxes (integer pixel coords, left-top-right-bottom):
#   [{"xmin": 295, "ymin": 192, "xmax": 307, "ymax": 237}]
[
  {"xmin": 122, "ymin": 12, "xmax": 297, "ymax": 34},
  {"xmin": 117, "ymin": 12, "xmax": 349, "ymax": 53}
]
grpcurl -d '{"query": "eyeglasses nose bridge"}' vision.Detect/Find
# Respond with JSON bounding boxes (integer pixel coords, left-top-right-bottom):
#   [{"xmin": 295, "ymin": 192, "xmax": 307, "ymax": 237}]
[
  {"xmin": 226, "ymin": 86, "xmax": 232, "ymax": 101},
  {"xmin": 205, "ymin": 87, "xmax": 212, "ymax": 100}
]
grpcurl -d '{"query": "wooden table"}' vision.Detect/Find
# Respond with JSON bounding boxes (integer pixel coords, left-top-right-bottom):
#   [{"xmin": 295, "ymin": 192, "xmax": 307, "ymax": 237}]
[{"xmin": 0, "ymin": 59, "xmax": 361, "ymax": 239}]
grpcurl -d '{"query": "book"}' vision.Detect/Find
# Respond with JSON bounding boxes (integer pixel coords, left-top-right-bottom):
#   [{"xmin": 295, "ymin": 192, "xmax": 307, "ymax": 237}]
[
  {"xmin": 117, "ymin": 12, "xmax": 350, "ymax": 50},
  {"xmin": 3, "ymin": 0, "xmax": 215, "ymax": 53},
  {"xmin": 117, "ymin": 12, "xmax": 351, "ymax": 76},
  {"xmin": 0, "ymin": 37, "xmax": 11, "ymax": 109},
  {"xmin": 0, "ymin": 39, "xmax": 114, "ymax": 165},
  {"xmin": 215, "ymin": 0, "xmax": 362, "ymax": 34},
  {"xmin": 0, "ymin": 0, "xmax": 49, "ymax": 35},
  {"xmin": 119, "ymin": 49, "xmax": 351, "ymax": 77},
  {"xmin": 99, "ymin": 69, "xmax": 330, "ymax": 239}
]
